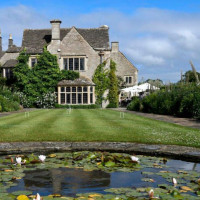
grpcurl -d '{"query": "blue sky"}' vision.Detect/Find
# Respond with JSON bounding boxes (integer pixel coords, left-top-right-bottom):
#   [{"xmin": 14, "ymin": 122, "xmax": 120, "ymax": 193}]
[{"xmin": 1, "ymin": 0, "xmax": 200, "ymax": 82}]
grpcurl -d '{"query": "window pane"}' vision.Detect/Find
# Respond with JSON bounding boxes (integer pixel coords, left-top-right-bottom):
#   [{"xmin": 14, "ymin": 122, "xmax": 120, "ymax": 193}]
[
  {"xmin": 69, "ymin": 58, "xmax": 73, "ymax": 70},
  {"xmin": 61, "ymin": 87, "xmax": 65, "ymax": 92},
  {"xmin": 31, "ymin": 58, "xmax": 37, "ymax": 67},
  {"xmin": 66, "ymin": 87, "xmax": 71, "ymax": 92},
  {"xmin": 83, "ymin": 86, "xmax": 87, "ymax": 92},
  {"xmin": 72, "ymin": 93, "xmax": 76, "ymax": 104},
  {"xmin": 61, "ymin": 93, "xmax": 65, "ymax": 104},
  {"xmin": 74, "ymin": 58, "xmax": 79, "ymax": 70},
  {"xmin": 72, "ymin": 87, "xmax": 76, "ymax": 92},
  {"xmin": 5, "ymin": 68, "xmax": 10, "ymax": 79},
  {"xmin": 78, "ymin": 93, "xmax": 82, "ymax": 104},
  {"xmin": 126, "ymin": 77, "xmax": 128, "ymax": 83},
  {"xmin": 78, "ymin": 87, "xmax": 82, "ymax": 92},
  {"xmin": 83, "ymin": 93, "xmax": 88, "ymax": 104},
  {"xmin": 63, "ymin": 58, "xmax": 68, "ymax": 70},
  {"xmin": 129, "ymin": 77, "xmax": 132, "ymax": 83},
  {"xmin": 90, "ymin": 93, "xmax": 93, "ymax": 104},
  {"xmin": 80, "ymin": 58, "xmax": 85, "ymax": 70},
  {"xmin": 90, "ymin": 86, "xmax": 93, "ymax": 92},
  {"xmin": 66, "ymin": 94, "xmax": 71, "ymax": 104}
]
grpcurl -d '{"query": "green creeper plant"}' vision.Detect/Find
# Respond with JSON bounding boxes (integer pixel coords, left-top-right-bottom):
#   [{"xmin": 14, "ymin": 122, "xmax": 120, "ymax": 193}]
[
  {"xmin": 107, "ymin": 60, "xmax": 119, "ymax": 108},
  {"xmin": 92, "ymin": 61, "xmax": 109, "ymax": 105}
]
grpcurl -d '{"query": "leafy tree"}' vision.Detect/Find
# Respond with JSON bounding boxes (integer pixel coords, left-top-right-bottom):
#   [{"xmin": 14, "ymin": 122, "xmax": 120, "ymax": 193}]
[
  {"xmin": 13, "ymin": 49, "xmax": 31, "ymax": 92},
  {"xmin": 182, "ymin": 70, "xmax": 200, "ymax": 83},
  {"xmin": 13, "ymin": 48, "xmax": 80, "ymax": 107},
  {"xmin": 92, "ymin": 61, "xmax": 109, "ymax": 105},
  {"xmin": 107, "ymin": 60, "xmax": 119, "ymax": 108},
  {"xmin": 33, "ymin": 48, "xmax": 61, "ymax": 95},
  {"xmin": 60, "ymin": 70, "xmax": 79, "ymax": 80}
]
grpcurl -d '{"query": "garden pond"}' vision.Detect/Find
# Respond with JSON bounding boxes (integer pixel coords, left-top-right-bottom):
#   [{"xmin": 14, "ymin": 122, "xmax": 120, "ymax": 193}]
[{"xmin": 0, "ymin": 151, "xmax": 200, "ymax": 199}]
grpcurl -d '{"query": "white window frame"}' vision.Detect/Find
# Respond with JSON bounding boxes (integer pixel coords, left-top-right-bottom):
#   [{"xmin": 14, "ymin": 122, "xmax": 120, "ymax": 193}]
[{"xmin": 59, "ymin": 86, "xmax": 95, "ymax": 105}]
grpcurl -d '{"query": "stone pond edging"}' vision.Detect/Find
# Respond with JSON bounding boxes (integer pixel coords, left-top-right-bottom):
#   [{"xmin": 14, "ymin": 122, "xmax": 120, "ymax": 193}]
[{"xmin": 0, "ymin": 142, "xmax": 200, "ymax": 162}]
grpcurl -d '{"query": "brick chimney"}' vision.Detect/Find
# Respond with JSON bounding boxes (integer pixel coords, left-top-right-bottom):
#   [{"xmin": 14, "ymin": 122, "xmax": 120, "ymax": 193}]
[
  {"xmin": 8, "ymin": 34, "xmax": 13, "ymax": 48},
  {"xmin": 50, "ymin": 19, "xmax": 62, "ymax": 40},
  {"xmin": 0, "ymin": 29, "xmax": 2, "ymax": 52},
  {"xmin": 111, "ymin": 42, "xmax": 119, "ymax": 52}
]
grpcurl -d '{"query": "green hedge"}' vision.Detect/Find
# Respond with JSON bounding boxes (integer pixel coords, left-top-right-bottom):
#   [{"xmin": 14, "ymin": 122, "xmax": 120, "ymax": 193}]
[
  {"xmin": 55, "ymin": 104, "xmax": 100, "ymax": 109},
  {"xmin": 127, "ymin": 84, "xmax": 200, "ymax": 119}
]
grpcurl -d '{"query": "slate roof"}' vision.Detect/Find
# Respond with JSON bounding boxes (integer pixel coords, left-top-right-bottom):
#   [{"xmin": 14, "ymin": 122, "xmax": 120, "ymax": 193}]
[
  {"xmin": 6, "ymin": 45, "xmax": 21, "ymax": 53},
  {"xmin": 2, "ymin": 59, "xmax": 18, "ymax": 68},
  {"xmin": 22, "ymin": 27, "xmax": 110, "ymax": 54},
  {"xmin": 58, "ymin": 76, "xmax": 95, "ymax": 86}
]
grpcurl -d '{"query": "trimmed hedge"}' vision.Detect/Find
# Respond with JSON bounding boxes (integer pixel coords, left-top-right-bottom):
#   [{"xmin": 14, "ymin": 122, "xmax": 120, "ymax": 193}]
[
  {"xmin": 127, "ymin": 84, "xmax": 200, "ymax": 119},
  {"xmin": 55, "ymin": 104, "xmax": 100, "ymax": 109}
]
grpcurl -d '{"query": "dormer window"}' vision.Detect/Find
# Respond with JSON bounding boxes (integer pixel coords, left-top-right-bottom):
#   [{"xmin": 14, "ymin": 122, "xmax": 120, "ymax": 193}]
[{"xmin": 63, "ymin": 57, "xmax": 85, "ymax": 71}]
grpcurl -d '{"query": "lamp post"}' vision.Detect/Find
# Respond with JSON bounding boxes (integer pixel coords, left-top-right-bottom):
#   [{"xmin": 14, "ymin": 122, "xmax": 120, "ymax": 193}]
[{"xmin": 98, "ymin": 51, "xmax": 104, "ymax": 108}]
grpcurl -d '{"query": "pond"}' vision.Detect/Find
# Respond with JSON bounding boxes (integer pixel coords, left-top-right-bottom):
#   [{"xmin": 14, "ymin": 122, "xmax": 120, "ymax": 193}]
[{"xmin": 1, "ymin": 151, "xmax": 200, "ymax": 199}]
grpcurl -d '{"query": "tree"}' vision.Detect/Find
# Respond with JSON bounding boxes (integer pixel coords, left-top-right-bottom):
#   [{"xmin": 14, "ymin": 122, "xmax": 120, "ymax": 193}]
[
  {"xmin": 13, "ymin": 49, "xmax": 31, "ymax": 92},
  {"xmin": 92, "ymin": 61, "xmax": 109, "ymax": 105},
  {"xmin": 107, "ymin": 60, "xmax": 119, "ymax": 108},
  {"xmin": 13, "ymin": 48, "xmax": 80, "ymax": 107},
  {"xmin": 182, "ymin": 70, "xmax": 200, "ymax": 83}
]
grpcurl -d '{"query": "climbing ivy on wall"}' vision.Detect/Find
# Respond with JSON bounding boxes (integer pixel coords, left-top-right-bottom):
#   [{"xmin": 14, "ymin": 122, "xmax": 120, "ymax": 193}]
[
  {"xmin": 107, "ymin": 60, "xmax": 119, "ymax": 108},
  {"xmin": 13, "ymin": 48, "xmax": 79, "ymax": 107},
  {"xmin": 92, "ymin": 61, "xmax": 109, "ymax": 106},
  {"xmin": 93, "ymin": 60, "xmax": 119, "ymax": 107}
]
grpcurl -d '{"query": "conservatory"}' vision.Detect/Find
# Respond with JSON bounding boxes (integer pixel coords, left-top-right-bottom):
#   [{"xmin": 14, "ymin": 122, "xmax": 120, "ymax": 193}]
[{"xmin": 57, "ymin": 76, "xmax": 95, "ymax": 105}]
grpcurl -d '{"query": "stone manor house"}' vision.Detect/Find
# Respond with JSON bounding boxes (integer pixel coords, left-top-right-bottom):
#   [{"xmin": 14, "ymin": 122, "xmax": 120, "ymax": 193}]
[{"xmin": 0, "ymin": 19, "xmax": 138, "ymax": 106}]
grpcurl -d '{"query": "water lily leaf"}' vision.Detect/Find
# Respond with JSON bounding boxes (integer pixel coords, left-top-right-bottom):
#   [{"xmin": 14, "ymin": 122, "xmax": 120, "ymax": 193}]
[
  {"xmin": 16, "ymin": 195, "xmax": 29, "ymax": 200},
  {"xmin": 180, "ymin": 186, "xmax": 192, "ymax": 191},
  {"xmin": 12, "ymin": 191, "xmax": 32, "ymax": 196},
  {"xmin": 48, "ymin": 154, "xmax": 56, "ymax": 158},
  {"xmin": 105, "ymin": 161, "xmax": 116, "ymax": 167}
]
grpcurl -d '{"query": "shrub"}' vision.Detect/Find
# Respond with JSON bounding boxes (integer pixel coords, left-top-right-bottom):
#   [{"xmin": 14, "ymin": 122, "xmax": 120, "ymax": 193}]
[
  {"xmin": 127, "ymin": 83, "xmax": 200, "ymax": 119},
  {"xmin": 127, "ymin": 97, "xmax": 141, "ymax": 111}
]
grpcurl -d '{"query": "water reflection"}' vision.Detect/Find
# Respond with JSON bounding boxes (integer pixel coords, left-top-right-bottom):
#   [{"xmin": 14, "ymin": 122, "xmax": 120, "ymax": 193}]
[{"xmin": 10, "ymin": 168, "xmax": 111, "ymax": 196}]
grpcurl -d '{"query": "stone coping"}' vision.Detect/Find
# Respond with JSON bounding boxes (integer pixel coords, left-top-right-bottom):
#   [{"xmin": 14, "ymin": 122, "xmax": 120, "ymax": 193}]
[{"xmin": 0, "ymin": 142, "xmax": 200, "ymax": 162}]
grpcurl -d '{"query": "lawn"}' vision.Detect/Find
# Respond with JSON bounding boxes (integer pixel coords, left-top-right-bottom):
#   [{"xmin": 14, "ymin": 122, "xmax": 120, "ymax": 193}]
[{"xmin": 0, "ymin": 109, "xmax": 200, "ymax": 147}]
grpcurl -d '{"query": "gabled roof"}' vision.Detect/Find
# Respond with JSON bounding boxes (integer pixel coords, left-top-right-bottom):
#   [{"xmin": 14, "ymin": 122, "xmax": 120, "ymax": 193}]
[
  {"xmin": 2, "ymin": 59, "xmax": 18, "ymax": 68},
  {"xmin": 22, "ymin": 28, "xmax": 110, "ymax": 54},
  {"xmin": 58, "ymin": 76, "xmax": 95, "ymax": 86}
]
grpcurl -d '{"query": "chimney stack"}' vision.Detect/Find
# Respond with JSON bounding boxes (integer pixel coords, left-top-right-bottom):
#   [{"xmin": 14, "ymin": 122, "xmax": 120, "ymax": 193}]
[
  {"xmin": 8, "ymin": 34, "xmax": 13, "ymax": 48},
  {"xmin": 50, "ymin": 19, "xmax": 62, "ymax": 40},
  {"xmin": 111, "ymin": 42, "xmax": 119, "ymax": 52},
  {"xmin": 0, "ymin": 30, "xmax": 2, "ymax": 52}
]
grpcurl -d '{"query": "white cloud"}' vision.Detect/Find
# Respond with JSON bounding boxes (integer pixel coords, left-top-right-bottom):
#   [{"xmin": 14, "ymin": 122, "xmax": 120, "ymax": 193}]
[{"xmin": 1, "ymin": 5, "xmax": 200, "ymax": 82}]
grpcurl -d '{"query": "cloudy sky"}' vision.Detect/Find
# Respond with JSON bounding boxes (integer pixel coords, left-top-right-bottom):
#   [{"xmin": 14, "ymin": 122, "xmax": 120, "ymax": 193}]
[{"xmin": 1, "ymin": 0, "xmax": 200, "ymax": 82}]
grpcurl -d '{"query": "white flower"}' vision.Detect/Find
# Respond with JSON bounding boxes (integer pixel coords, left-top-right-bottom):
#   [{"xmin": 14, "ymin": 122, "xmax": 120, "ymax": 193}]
[
  {"xmin": 33, "ymin": 193, "xmax": 41, "ymax": 200},
  {"xmin": 130, "ymin": 156, "xmax": 139, "ymax": 162},
  {"xmin": 16, "ymin": 157, "xmax": 22, "ymax": 165},
  {"xmin": 172, "ymin": 177, "xmax": 177, "ymax": 186},
  {"xmin": 38, "ymin": 155, "xmax": 46, "ymax": 162},
  {"xmin": 149, "ymin": 189, "xmax": 154, "ymax": 198}
]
